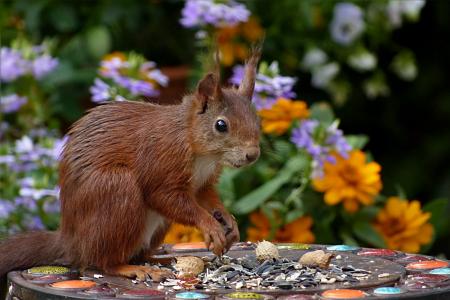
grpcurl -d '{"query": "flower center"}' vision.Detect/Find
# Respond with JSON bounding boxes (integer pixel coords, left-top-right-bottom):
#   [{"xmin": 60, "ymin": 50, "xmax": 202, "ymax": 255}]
[
  {"xmin": 339, "ymin": 165, "xmax": 360, "ymax": 186},
  {"xmin": 383, "ymin": 219, "xmax": 406, "ymax": 237}
]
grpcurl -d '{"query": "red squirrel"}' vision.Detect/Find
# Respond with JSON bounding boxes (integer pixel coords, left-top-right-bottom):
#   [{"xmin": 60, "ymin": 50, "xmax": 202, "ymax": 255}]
[{"xmin": 0, "ymin": 48, "xmax": 261, "ymax": 281}]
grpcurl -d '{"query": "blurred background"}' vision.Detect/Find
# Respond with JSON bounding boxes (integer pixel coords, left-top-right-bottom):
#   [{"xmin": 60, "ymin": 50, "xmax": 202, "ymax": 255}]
[{"xmin": 1, "ymin": 0, "xmax": 449, "ymax": 258}]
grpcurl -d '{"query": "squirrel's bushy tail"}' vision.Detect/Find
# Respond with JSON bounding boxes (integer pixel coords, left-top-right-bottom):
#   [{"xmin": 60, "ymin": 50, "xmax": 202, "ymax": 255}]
[{"xmin": 0, "ymin": 231, "xmax": 65, "ymax": 278}]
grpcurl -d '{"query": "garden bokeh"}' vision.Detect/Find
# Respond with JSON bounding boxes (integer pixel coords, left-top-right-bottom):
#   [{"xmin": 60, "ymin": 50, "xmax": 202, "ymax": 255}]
[{"xmin": 1, "ymin": 0, "xmax": 450, "ymax": 258}]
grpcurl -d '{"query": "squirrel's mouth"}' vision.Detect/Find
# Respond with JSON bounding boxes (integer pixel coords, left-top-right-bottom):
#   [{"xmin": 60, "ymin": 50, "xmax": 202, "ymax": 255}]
[
  {"xmin": 224, "ymin": 159, "xmax": 253, "ymax": 169},
  {"xmin": 224, "ymin": 159, "xmax": 245, "ymax": 168}
]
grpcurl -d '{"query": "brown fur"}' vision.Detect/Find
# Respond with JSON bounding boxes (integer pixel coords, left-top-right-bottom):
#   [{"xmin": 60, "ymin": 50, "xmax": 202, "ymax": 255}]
[{"xmin": 0, "ymin": 49, "xmax": 261, "ymax": 278}]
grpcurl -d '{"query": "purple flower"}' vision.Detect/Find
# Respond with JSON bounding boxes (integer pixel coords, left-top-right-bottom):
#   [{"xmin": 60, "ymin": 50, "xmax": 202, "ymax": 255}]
[
  {"xmin": 291, "ymin": 120, "xmax": 352, "ymax": 178},
  {"xmin": 180, "ymin": 0, "xmax": 250, "ymax": 28},
  {"xmin": 14, "ymin": 196, "xmax": 37, "ymax": 211},
  {"xmin": 230, "ymin": 62, "xmax": 297, "ymax": 110},
  {"xmin": 32, "ymin": 54, "xmax": 59, "ymax": 79},
  {"xmin": 326, "ymin": 124, "xmax": 352, "ymax": 158},
  {"xmin": 53, "ymin": 136, "xmax": 68, "ymax": 160},
  {"xmin": 23, "ymin": 216, "xmax": 45, "ymax": 230},
  {"xmin": 0, "ymin": 121, "xmax": 9, "ymax": 138},
  {"xmin": 0, "ymin": 155, "xmax": 15, "ymax": 165},
  {"xmin": 100, "ymin": 57, "xmax": 128, "ymax": 78},
  {"xmin": 93, "ymin": 52, "xmax": 167, "ymax": 103},
  {"xmin": 291, "ymin": 120, "xmax": 322, "ymax": 160},
  {"xmin": 114, "ymin": 76, "xmax": 159, "ymax": 97},
  {"xmin": 145, "ymin": 69, "xmax": 169, "ymax": 87},
  {"xmin": 0, "ymin": 200, "xmax": 15, "ymax": 219},
  {"xmin": 330, "ymin": 3, "xmax": 365, "ymax": 46},
  {"xmin": 43, "ymin": 196, "xmax": 60, "ymax": 214},
  {"xmin": 138, "ymin": 59, "xmax": 168, "ymax": 87},
  {"xmin": 0, "ymin": 94, "xmax": 27, "ymax": 113},
  {"xmin": 90, "ymin": 78, "xmax": 112, "ymax": 103},
  {"xmin": 19, "ymin": 177, "xmax": 35, "ymax": 188},
  {"xmin": 0, "ymin": 47, "xmax": 29, "ymax": 82}
]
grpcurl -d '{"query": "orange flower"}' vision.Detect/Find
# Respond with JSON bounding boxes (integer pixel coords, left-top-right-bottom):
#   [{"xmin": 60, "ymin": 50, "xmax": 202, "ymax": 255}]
[
  {"xmin": 216, "ymin": 17, "xmax": 264, "ymax": 66},
  {"xmin": 247, "ymin": 211, "xmax": 315, "ymax": 243},
  {"xmin": 163, "ymin": 223, "xmax": 203, "ymax": 244},
  {"xmin": 247, "ymin": 211, "xmax": 271, "ymax": 241},
  {"xmin": 373, "ymin": 197, "xmax": 434, "ymax": 253},
  {"xmin": 275, "ymin": 216, "xmax": 315, "ymax": 243},
  {"xmin": 241, "ymin": 17, "xmax": 264, "ymax": 42},
  {"xmin": 219, "ymin": 43, "xmax": 238, "ymax": 67},
  {"xmin": 313, "ymin": 150, "xmax": 382, "ymax": 213},
  {"xmin": 258, "ymin": 98, "xmax": 310, "ymax": 135}
]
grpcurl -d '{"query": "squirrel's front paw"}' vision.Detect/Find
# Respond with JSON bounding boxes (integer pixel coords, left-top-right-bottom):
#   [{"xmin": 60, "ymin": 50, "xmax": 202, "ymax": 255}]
[
  {"xmin": 224, "ymin": 214, "xmax": 240, "ymax": 250},
  {"xmin": 213, "ymin": 210, "xmax": 240, "ymax": 251},
  {"xmin": 201, "ymin": 222, "xmax": 226, "ymax": 256}
]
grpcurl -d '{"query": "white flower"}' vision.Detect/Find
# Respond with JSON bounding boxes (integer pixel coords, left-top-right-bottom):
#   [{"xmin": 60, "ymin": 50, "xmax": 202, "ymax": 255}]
[
  {"xmin": 348, "ymin": 50, "xmax": 377, "ymax": 72},
  {"xmin": 330, "ymin": 3, "xmax": 365, "ymax": 46},
  {"xmin": 20, "ymin": 187, "xmax": 59, "ymax": 200},
  {"xmin": 363, "ymin": 74, "xmax": 390, "ymax": 99},
  {"xmin": 402, "ymin": 0, "xmax": 426, "ymax": 19},
  {"xmin": 312, "ymin": 62, "xmax": 340, "ymax": 88},
  {"xmin": 387, "ymin": 0, "xmax": 426, "ymax": 28},
  {"xmin": 15, "ymin": 136, "xmax": 34, "ymax": 153},
  {"xmin": 302, "ymin": 48, "xmax": 328, "ymax": 69},
  {"xmin": 391, "ymin": 52, "xmax": 417, "ymax": 81},
  {"xmin": 114, "ymin": 95, "xmax": 126, "ymax": 101}
]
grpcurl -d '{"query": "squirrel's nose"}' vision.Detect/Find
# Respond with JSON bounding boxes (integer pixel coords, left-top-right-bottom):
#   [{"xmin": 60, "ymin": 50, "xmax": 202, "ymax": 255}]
[{"xmin": 245, "ymin": 147, "xmax": 260, "ymax": 163}]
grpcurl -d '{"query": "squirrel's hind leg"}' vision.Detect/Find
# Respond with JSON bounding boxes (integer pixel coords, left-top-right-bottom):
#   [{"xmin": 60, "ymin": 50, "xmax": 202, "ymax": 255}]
[
  {"xmin": 60, "ymin": 168, "xmax": 147, "ymax": 271},
  {"xmin": 131, "ymin": 222, "xmax": 172, "ymax": 265}
]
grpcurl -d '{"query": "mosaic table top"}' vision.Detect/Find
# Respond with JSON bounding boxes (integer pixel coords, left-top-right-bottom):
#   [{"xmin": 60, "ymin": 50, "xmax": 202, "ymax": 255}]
[{"xmin": 7, "ymin": 242, "xmax": 450, "ymax": 299}]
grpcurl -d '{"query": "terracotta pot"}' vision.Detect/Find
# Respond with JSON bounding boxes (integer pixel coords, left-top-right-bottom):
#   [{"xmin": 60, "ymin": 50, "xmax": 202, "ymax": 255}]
[{"xmin": 150, "ymin": 65, "xmax": 190, "ymax": 105}]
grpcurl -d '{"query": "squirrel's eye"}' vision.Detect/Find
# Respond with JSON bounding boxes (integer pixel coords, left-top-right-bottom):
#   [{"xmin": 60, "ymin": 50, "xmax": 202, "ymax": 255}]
[{"xmin": 215, "ymin": 119, "xmax": 228, "ymax": 133}]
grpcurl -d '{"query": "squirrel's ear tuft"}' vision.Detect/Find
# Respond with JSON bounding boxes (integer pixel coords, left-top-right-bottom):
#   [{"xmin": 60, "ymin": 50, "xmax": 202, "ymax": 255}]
[
  {"xmin": 195, "ymin": 72, "xmax": 221, "ymax": 113},
  {"xmin": 238, "ymin": 45, "xmax": 262, "ymax": 101}
]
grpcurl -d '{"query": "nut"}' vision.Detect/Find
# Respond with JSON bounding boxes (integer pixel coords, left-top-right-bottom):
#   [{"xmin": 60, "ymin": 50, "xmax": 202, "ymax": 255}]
[
  {"xmin": 255, "ymin": 240, "xmax": 279, "ymax": 261},
  {"xmin": 174, "ymin": 256, "xmax": 204, "ymax": 276},
  {"xmin": 299, "ymin": 250, "xmax": 333, "ymax": 269}
]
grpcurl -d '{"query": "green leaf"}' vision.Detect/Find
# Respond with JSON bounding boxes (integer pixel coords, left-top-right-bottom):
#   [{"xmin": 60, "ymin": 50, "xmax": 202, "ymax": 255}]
[
  {"xmin": 232, "ymin": 156, "xmax": 307, "ymax": 214},
  {"xmin": 309, "ymin": 102, "xmax": 335, "ymax": 125},
  {"xmin": 272, "ymin": 140, "xmax": 295, "ymax": 160},
  {"xmin": 339, "ymin": 230, "xmax": 359, "ymax": 246},
  {"xmin": 49, "ymin": 4, "xmax": 78, "ymax": 32},
  {"xmin": 217, "ymin": 168, "xmax": 241, "ymax": 209},
  {"xmin": 346, "ymin": 135, "xmax": 369, "ymax": 150},
  {"xmin": 265, "ymin": 201, "xmax": 287, "ymax": 212},
  {"xmin": 353, "ymin": 221, "xmax": 386, "ymax": 248},
  {"xmin": 356, "ymin": 205, "xmax": 380, "ymax": 220},
  {"xmin": 85, "ymin": 26, "xmax": 111, "ymax": 59},
  {"xmin": 313, "ymin": 210, "xmax": 337, "ymax": 244},
  {"xmin": 394, "ymin": 185, "xmax": 407, "ymax": 199},
  {"xmin": 286, "ymin": 209, "xmax": 305, "ymax": 223},
  {"xmin": 423, "ymin": 198, "xmax": 450, "ymax": 238}
]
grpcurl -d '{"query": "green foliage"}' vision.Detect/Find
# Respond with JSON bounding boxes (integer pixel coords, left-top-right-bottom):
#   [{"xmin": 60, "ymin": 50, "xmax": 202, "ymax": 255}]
[
  {"xmin": 232, "ymin": 156, "xmax": 307, "ymax": 214},
  {"xmin": 424, "ymin": 198, "xmax": 450, "ymax": 238}
]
